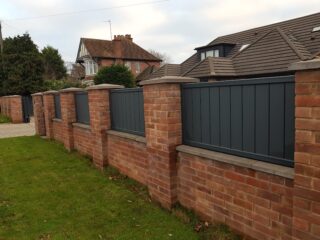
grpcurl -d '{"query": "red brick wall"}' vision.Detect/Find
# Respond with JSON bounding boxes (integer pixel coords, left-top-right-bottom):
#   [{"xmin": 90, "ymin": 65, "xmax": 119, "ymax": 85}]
[
  {"xmin": 52, "ymin": 121, "xmax": 63, "ymax": 143},
  {"xmin": 108, "ymin": 133, "xmax": 148, "ymax": 185},
  {"xmin": 32, "ymin": 94, "xmax": 46, "ymax": 136},
  {"xmin": 73, "ymin": 125, "xmax": 93, "ymax": 157},
  {"xmin": 177, "ymin": 152, "xmax": 293, "ymax": 240},
  {"xmin": 0, "ymin": 95, "xmax": 23, "ymax": 123},
  {"xmin": 293, "ymin": 69, "xmax": 320, "ymax": 240}
]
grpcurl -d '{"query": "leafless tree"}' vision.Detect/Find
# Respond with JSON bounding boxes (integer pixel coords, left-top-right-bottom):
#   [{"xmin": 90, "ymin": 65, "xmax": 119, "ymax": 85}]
[{"xmin": 148, "ymin": 49, "xmax": 172, "ymax": 66}]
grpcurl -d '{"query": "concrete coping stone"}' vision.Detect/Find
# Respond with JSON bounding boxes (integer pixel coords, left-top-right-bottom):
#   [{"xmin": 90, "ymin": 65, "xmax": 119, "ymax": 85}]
[
  {"xmin": 139, "ymin": 76, "xmax": 200, "ymax": 86},
  {"xmin": 72, "ymin": 122, "xmax": 91, "ymax": 130},
  {"xmin": 31, "ymin": 92, "xmax": 43, "ymax": 96},
  {"xmin": 52, "ymin": 118, "xmax": 62, "ymax": 123},
  {"xmin": 107, "ymin": 130, "xmax": 146, "ymax": 144},
  {"xmin": 43, "ymin": 90, "xmax": 59, "ymax": 95},
  {"xmin": 289, "ymin": 58, "xmax": 320, "ymax": 71},
  {"xmin": 86, "ymin": 84, "xmax": 124, "ymax": 91},
  {"xmin": 176, "ymin": 145, "xmax": 294, "ymax": 179},
  {"xmin": 59, "ymin": 87, "xmax": 85, "ymax": 93},
  {"xmin": 3, "ymin": 95, "xmax": 21, "ymax": 98}
]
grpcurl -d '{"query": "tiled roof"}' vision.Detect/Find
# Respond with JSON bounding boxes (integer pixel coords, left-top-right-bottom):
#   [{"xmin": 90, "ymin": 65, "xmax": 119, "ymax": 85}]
[
  {"xmin": 137, "ymin": 12, "xmax": 320, "ymax": 80},
  {"xmin": 79, "ymin": 37, "xmax": 161, "ymax": 61}
]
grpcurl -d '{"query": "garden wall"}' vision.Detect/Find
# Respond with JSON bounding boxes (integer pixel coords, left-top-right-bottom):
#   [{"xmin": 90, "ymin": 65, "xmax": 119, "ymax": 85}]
[
  {"xmin": 0, "ymin": 95, "xmax": 23, "ymax": 123},
  {"xmin": 32, "ymin": 60, "xmax": 320, "ymax": 240}
]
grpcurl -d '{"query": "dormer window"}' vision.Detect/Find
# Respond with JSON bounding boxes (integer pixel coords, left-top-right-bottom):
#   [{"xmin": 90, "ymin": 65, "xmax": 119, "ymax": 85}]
[{"xmin": 200, "ymin": 49, "xmax": 220, "ymax": 60}]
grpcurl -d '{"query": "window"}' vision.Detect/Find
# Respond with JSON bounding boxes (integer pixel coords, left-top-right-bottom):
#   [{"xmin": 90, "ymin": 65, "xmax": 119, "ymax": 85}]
[
  {"xmin": 312, "ymin": 26, "xmax": 320, "ymax": 32},
  {"xmin": 85, "ymin": 60, "xmax": 98, "ymax": 75},
  {"xmin": 135, "ymin": 62, "xmax": 141, "ymax": 74},
  {"xmin": 214, "ymin": 49, "xmax": 219, "ymax": 57},
  {"xmin": 240, "ymin": 44, "xmax": 250, "ymax": 51},
  {"xmin": 201, "ymin": 49, "xmax": 220, "ymax": 60},
  {"xmin": 125, "ymin": 61, "xmax": 131, "ymax": 70},
  {"xmin": 201, "ymin": 52, "xmax": 206, "ymax": 61}
]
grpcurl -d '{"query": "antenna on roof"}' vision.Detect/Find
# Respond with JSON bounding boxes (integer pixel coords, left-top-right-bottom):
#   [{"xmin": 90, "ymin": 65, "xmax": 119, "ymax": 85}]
[{"xmin": 104, "ymin": 20, "xmax": 113, "ymax": 40}]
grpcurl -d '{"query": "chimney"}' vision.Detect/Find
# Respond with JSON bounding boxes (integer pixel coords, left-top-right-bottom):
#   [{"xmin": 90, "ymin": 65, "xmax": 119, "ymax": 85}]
[
  {"xmin": 125, "ymin": 34, "xmax": 133, "ymax": 42},
  {"xmin": 113, "ymin": 35, "xmax": 122, "ymax": 58}
]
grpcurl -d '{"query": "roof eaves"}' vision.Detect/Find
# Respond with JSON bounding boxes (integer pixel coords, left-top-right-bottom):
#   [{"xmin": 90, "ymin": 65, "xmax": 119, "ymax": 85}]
[{"xmin": 276, "ymin": 27, "xmax": 310, "ymax": 61}]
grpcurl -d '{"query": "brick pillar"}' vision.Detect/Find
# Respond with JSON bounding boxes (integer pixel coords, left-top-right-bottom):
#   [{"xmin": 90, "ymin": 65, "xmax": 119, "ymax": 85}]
[
  {"xmin": 141, "ymin": 76, "xmax": 199, "ymax": 209},
  {"xmin": 43, "ymin": 91, "xmax": 58, "ymax": 139},
  {"xmin": 8, "ymin": 95, "xmax": 23, "ymax": 123},
  {"xmin": 87, "ymin": 84, "xmax": 124, "ymax": 169},
  {"xmin": 59, "ymin": 88, "xmax": 82, "ymax": 151},
  {"xmin": 290, "ymin": 60, "xmax": 320, "ymax": 240},
  {"xmin": 31, "ymin": 92, "xmax": 46, "ymax": 136}
]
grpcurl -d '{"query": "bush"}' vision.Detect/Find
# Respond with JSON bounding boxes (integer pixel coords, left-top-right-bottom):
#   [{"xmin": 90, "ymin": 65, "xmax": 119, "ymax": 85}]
[
  {"xmin": 43, "ymin": 79, "xmax": 86, "ymax": 91},
  {"xmin": 94, "ymin": 64, "xmax": 135, "ymax": 88}
]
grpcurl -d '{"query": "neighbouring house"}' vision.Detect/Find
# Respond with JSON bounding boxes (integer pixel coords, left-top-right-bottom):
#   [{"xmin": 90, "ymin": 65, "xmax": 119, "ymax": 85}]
[
  {"xmin": 75, "ymin": 34, "xmax": 161, "ymax": 81},
  {"xmin": 137, "ymin": 12, "xmax": 320, "ymax": 83}
]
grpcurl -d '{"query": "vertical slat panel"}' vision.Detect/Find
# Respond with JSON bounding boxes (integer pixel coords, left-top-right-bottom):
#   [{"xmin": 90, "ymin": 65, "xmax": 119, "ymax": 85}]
[
  {"xmin": 269, "ymin": 83, "xmax": 285, "ymax": 158},
  {"xmin": 210, "ymin": 88, "xmax": 220, "ymax": 146},
  {"xmin": 284, "ymin": 83, "xmax": 295, "ymax": 160},
  {"xmin": 200, "ymin": 88, "xmax": 210, "ymax": 144},
  {"xmin": 184, "ymin": 88, "xmax": 193, "ymax": 142},
  {"xmin": 220, "ymin": 86, "xmax": 231, "ymax": 148},
  {"xmin": 255, "ymin": 84, "xmax": 269, "ymax": 155},
  {"xmin": 192, "ymin": 88, "xmax": 201, "ymax": 142},
  {"xmin": 242, "ymin": 85, "xmax": 255, "ymax": 152},
  {"xmin": 230, "ymin": 86, "xmax": 242, "ymax": 150}
]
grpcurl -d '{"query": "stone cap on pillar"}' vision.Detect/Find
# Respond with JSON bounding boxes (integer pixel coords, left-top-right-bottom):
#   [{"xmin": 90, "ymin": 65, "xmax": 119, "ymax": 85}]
[
  {"xmin": 5, "ymin": 95, "xmax": 21, "ymax": 98},
  {"xmin": 139, "ymin": 76, "xmax": 199, "ymax": 86},
  {"xmin": 43, "ymin": 90, "xmax": 59, "ymax": 95},
  {"xmin": 31, "ymin": 92, "xmax": 43, "ymax": 96},
  {"xmin": 59, "ymin": 87, "xmax": 84, "ymax": 93},
  {"xmin": 289, "ymin": 58, "xmax": 320, "ymax": 71},
  {"xmin": 86, "ymin": 83, "xmax": 124, "ymax": 91}
]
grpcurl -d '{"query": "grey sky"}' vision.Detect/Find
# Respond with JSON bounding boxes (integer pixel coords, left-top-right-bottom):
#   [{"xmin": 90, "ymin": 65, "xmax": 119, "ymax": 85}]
[{"xmin": 0, "ymin": 0, "xmax": 319, "ymax": 63}]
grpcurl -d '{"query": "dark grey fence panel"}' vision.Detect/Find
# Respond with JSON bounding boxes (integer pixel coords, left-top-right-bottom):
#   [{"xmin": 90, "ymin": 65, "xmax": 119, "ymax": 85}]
[
  {"xmin": 75, "ymin": 92, "xmax": 90, "ymax": 125},
  {"xmin": 54, "ymin": 94, "xmax": 61, "ymax": 119},
  {"xmin": 110, "ymin": 88, "xmax": 145, "ymax": 136},
  {"xmin": 182, "ymin": 76, "xmax": 295, "ymax": 167}
]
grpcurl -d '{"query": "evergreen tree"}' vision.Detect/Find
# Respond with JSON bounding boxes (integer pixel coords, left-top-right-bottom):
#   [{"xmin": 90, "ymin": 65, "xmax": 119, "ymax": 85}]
[
  {"xmin": 42, "ymin": 46, "xmax": 67, "ymax": 80},
  {"xmin": 0, "ymin": 33, "xmax": 44, "ymax": 96}
]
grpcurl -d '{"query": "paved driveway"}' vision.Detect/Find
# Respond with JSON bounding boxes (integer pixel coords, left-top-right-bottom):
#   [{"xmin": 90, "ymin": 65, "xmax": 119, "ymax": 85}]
[{"xmin": 0, "ymin": 118, "xmax": 35, "ymax": 138}]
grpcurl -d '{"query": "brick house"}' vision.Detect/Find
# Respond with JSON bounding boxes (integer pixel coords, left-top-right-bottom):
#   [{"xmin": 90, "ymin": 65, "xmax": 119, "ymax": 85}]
[
  {"xmin": 137, "ymin": 12, "xmax": 320, "ymax": 82},
  {"xmin": 76, "ymin": 34, "xmax": 161, "ymax": 80}
]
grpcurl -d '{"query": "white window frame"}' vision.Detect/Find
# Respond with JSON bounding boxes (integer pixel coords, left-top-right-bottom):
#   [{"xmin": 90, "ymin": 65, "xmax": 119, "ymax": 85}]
[
  {"xmin": 84, "ymin": 60, "xmax": 98, "ymax": 76},
  {"xmin": 135, "ymin": 62, "xmax": 141, "ymax": 73},
  {"xmin": 201, "ymin": 52, "xmax": 205, "ymax": 61},
  {"xmin": 125, "ymin": 61, "xmax": 131, "ymax": 70}
]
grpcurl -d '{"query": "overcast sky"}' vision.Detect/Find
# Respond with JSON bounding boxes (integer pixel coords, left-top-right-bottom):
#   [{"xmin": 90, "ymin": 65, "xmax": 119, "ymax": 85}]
[{"xmin": 0, "ymin": 0, "xmax": 319, "ymax": 63}]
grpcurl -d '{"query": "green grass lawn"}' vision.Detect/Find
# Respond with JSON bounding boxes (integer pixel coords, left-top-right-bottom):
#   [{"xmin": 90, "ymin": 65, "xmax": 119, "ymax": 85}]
[
  {"xmin": 0, "ymin": 137, "xmax": 241, "ymax": 240},
  {"xmin": 0, "ymin": 114, "xmax": 11, "ymax": 123}
]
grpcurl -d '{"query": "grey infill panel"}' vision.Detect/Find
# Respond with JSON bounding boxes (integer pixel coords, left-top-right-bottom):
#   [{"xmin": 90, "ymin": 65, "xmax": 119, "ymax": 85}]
[
  {"xmin": 75, "ymin": 92, "xmax": 90, "ymax": 125},
  {"xmin": 110, "ymin": 88, "xmax": 145, "ymax": 136},
  {"xmin": 181, "ymin": 75, "xmax": 295, "ymax": 167},
  {"xmin": 54, "ymin": 94, "xmax": 61, "ymax": 119}
]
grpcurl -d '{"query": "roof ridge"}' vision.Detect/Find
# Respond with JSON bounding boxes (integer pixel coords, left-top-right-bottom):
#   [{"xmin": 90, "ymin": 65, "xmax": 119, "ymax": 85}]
[
  {"xmin": 211, "ymin": 12, "xmax": 320, "ymax": 45},
  {"xmin": 276, "ymin": 27, "xmax": 310, "ymax": 60},
  {"xmin": 182, "ymin": 58, "xmax": 208, "ymax": 76},
  {"xmin": 231, "ymin": 29, "xmax": 274, "ymax": 59}
]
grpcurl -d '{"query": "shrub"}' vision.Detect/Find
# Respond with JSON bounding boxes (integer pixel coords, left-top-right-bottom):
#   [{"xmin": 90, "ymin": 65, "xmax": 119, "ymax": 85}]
[{"xmin": 94, "ymin": 64, "xmax": 135, "ymax": 88}]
